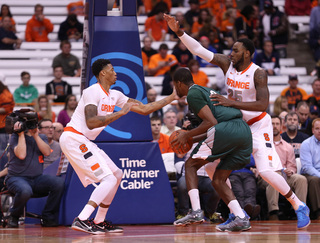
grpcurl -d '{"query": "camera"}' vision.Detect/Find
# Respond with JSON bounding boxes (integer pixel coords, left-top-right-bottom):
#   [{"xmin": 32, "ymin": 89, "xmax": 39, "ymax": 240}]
[
  {"xmin": 5, "ymin": 109, "xmax": 38, "ymax": 134},
  {"xmin": 184, "ymin": 110, "xmax": 201, "ymax": 130}
]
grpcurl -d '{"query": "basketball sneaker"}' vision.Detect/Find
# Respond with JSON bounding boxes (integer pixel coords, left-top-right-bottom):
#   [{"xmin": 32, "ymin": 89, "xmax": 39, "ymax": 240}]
[
  {"xmin": 216, "ymin": 210, "xmax": 250, "ymax": 228},
  {"xmin": 216, "ymin": 216, "xmax": 251, "ymax": 232},
  {"xmin": 295, "ymin": 203, "xmax": 310, "ymax": 229},
  {"xmin": 95, "ymin": 220, "xmax": 123, "ymax": 233},
  {"xmin": 71, "ymin": 217, "xmax": 105, "ymax": 235},
  {"xmin": 173, "ymin": 209, "xmax": 204, "ymax": 226}
]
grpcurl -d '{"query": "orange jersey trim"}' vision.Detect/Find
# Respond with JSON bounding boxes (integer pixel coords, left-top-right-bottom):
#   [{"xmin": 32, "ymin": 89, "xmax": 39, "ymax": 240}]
[
  {"xmin": 241, "ymin": 62, "xmax": 253, "ymax": 75},
  {"xmin": 98, "ymin": 83, "xmax": 110, "ymax": 96},
  {"xmin": 246, "ymin": 112, "xmax": 267, "ymax": 126},
  {"xmin": 64, "ymin": 126, "xmax": 84, "ymax": 136}
]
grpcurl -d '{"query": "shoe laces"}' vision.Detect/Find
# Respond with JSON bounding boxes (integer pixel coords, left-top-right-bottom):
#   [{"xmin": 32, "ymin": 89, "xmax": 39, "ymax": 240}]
[{"xmin": 99, "ymin": 220, "xmax": 116, "ymax": 229}]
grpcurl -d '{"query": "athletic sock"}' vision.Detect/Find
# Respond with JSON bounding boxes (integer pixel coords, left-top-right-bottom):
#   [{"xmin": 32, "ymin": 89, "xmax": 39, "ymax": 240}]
[
  {"xmin": 188, "ymin": 189, "xmax": 201, "ymax": 211},
  {"xmin": 228, "ymin": 200, "xmax": 245, "ymax": 218},
  {"xmin": 286, "ymin": 192, "xmax": 304, "ymax": 210},
  {"xmin": 78, "ymin": 204, "xmax": 95, "ymax": 220},
  {"xmin": 94, "ymin": 206, "xmax": 109, "ymax": 224}
]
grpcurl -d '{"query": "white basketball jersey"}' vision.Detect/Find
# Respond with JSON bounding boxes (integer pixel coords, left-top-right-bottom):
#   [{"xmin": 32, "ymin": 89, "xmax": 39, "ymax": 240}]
[
  {"xmin": 225, "ymin": 62, "xmax": 263, "ymax": 122},
  {"xmin": 67, "ymin": 83, "xmax": 129, "ymax": 140}
]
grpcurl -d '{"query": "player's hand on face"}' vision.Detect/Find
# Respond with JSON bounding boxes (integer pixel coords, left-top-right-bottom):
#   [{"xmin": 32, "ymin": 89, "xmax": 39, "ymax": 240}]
[
  {"xmin": 163, "ymin": 13, "xmax": 179, "ymax": 32},
  {"xmin": 172, "ymin": 88, "xmax": 179, "ymax": 100},
  {"xmin": 210, "ymin": 94, "xmax": 233, "ymax": 107},
  {"xmin": 121, "ymin": 102, "xmax": 139, "ymax": 115}
]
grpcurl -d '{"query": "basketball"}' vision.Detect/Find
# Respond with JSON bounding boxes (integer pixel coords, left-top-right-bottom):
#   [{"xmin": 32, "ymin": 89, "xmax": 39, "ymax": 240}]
[{"xmin": 169, "ymin": 130, "xmax": 193, "ymax": 154}]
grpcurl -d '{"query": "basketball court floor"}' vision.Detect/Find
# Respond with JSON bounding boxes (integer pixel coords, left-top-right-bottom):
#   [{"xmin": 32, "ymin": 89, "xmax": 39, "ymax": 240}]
[{"xmin": 1, "ymin": 220, "xmax": 320, "ymax": 242}]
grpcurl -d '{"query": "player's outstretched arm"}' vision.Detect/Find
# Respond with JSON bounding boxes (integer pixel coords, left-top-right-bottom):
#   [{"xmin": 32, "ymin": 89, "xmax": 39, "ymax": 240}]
[
  {"xmin": 129, "ymin": 91, "xmax": 178, "ymax": 115},
  {"xmin": 163, "ymin": 13, "xmax": 231, "ymax": 74},
  {"xmin": 211, "ymin": 68, "xmax": 269, "ymax": 111},
  {"xmin": 85, "ymin": 102, "xmax": 138, "ymax": 130}
]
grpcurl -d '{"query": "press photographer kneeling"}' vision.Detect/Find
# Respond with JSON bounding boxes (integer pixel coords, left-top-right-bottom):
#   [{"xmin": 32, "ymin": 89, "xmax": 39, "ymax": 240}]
[{"xmin": 4, "ymin": 109, "xmax": 64, "ymax": 228}]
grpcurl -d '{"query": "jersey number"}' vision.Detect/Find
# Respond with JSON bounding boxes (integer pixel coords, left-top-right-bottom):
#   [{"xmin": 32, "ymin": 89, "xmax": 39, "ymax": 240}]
[
  {"xmin": 227, "ymin": 89, "xmax": 243, "ymax": 101},
  {"xmin": 263, "ymin": 133, "xmax": 270, "ymax": 141}
]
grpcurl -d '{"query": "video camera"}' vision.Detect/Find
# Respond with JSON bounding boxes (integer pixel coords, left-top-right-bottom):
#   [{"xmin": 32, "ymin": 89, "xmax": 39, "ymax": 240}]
[
  {"xmin": 5, "ymin": 109, "xmax": 38, "ymax": 134},
  {"xmin": 184, "ymin": 110, "xmax": 201, "ymax": 130}
]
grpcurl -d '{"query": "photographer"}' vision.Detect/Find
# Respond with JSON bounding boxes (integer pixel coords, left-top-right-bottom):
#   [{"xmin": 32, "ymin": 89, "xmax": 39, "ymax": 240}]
[{"xmin": 5, "ymin": 115, "xmax": 64, "ymax": 228}]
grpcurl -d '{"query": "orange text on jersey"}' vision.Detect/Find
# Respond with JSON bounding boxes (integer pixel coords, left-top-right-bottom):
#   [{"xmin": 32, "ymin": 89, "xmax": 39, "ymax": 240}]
[
  {"xmin": 101, "ymin": 104, "xmax": 115, "ymax": 112},
  {"xmin": 227, "ymin": 78, "xmax": 250, "ymax": 89}
]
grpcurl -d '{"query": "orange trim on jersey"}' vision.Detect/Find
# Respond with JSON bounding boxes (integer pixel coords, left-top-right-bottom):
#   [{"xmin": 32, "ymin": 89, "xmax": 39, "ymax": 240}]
[
  {"xmin": 240, "ymin": 62, "xmax": 253, "ymax": 75},
  {"xmin": 64, "ymin": 126, "xmax": 84, "ymax": 136},
  {"xmin": 246, "ymin": 112, "xmax": 267, "ymax": 126},
  {"xmin": 268, "ymin": 155, "xmax": 272, "ymax": 161},
  {"xmin": 98, "ymin": 83, "xmax": 110, "ymax": 96},
  {"xmin": 91, "ymin": 163, "xmax": 100, "ymax": 171}
]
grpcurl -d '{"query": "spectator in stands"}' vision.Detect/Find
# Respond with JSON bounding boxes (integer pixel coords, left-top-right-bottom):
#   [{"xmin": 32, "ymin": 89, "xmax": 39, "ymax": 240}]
[
  {"xmin": 300, "ymin": 118, "xmax": 320, "ymax": 220},
  {"xmin": 281, "ymin": 112, "xmax": 309, "ymax": 158},
  {"xmin": 144, "ymin": 2, "xmax": 168, "ymax": 42},
  {"xmin": 234, "ymin": 5, "xmax": 256, "ymax": 42},
  {"xmin": 160, "ymin": 109, "xmax": 180, "ymax": 136},
  {"xmin": 46, "ymin": 66, "xmax": 73, "ymax": 103},
  {"xmin": 34, "ymin": 95, "xmax": 56, "ymax": 122},
  {"xmin": 260, "ymin": 0, "xmax": 289, "ymax": 58},
  {"xmin": 184, "ymin": 0, "xmax": 200, "ymax": 27},
  {"xmin": 13, "ymin": 71, "xmax": 38, "ymax": 104},
  {"xmin": 273, "ymin": 95, "xmax": 289, "ymax": 116},
  {"xmin": 67, "ymin": 1, "xmax": 84, "ymax": 16},
  {"xmin": 188, "ymin": 59, "xmax": 209, "ymax": 87},
  {"xmin": 0, "ymin": 16, "xmax": 21, "ymax": 50},
  {"xmin": 170, "ymin": 97, "xmax": 189, "ymax": 128},
  {"xmin": 57, "ymin": 94, "xmax": 77, "ymax": 127},
  {"xmin": 142, "ymin": 36, "xmax": 158, "ymax": 62},
  {"xmin": 25, "ymin": 4, "xmax": 54, "ymax": 42},
  {"xmin": 148, "ymin": 43, "xmax": 178, "ymax": 76},
  {"xmin": 220, "ymin": 8, "xmax": 238, "ymax": 37},
  {"xmin": 168, "ymin": 11, "xmax": 190, "ymax": 42},
  {"xmin": 296, "ymin": 101, "xmax": 313, "ymax": 136},
  {"xmin": 191, "ymin": 8, "xmax": 211, "ymax": 39},
  {"xmin": 310, "ymin": 0, "xmax": 320, "ymax": 31},
  {"xmin": 304, "ymin": 79, "xmax": 320, "ymax": 103},
  {"xmin": 260, "ymin": 116, "xmax": 308, "ymax": 220},
  {"xmin": 53, "ymin": 122, "xmax": 64, "ymax": 142},
  {"xmin": 0, "ymin": 78, "xmax": 14, "ymax": 134},
  {"xmin": 147, "ymin": 88, "xmax": 163, "ymax": 118},
  {"xmin": 38, "ymin": 119, "xmax": 62, "ymax": 169},
  {"xmin": 0, "ymin": 4, "xmax": 16, "ymax": 32},
  {"xmin": 280, "ymin": 74, "xmax": 308, "ymax": 110},
  {"xmin": 52, "ymin": 40, "xmax": 81, "ymax": 77},
  {"xmin": 310, "ymin": 104, "xmax": 320, "ymax": 121},
  {"xmin": 58, "ymin": 14, "xmax": 83, "ymax": 42},
  {"xmin": 144, "ymin": 0, "xmax": 171, "ymax": 15},
  {"xmin": 284, "ymin": 0, "xmax": 312, "ymax": 16},
  {"xmin": 230, "ymin": 155, "xmax": 261, "ymax": 220},
  {"xmin": 196, "ymin": 36, "xmax": 217, "ymax": 67},
  {"xmin": 151, "ymin": 116, "xmax": 173, "ymax": 154},
  {"xmin": 172, "ymin": 40, "xmax": 194, "ymax": 67},
  {"xmin": 161, "ymin": 64, "xmax": 179, "ymax": 95},
  {"xmin": 255, "ymin": 40, "xmax": 280, "ymax": 76},
  {"xmin": 5, "ymin": 118, "xmax": 64, "ymax": 228},
  {"xmin": 279, "ymin": 110, "xmax": 288, "ymax": 133}
]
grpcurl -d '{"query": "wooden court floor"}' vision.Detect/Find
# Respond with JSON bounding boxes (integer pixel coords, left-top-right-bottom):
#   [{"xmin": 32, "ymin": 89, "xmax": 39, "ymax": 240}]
[{"xmin": 1, "ymin": 220, "xmax": 320, "ymax": 243}]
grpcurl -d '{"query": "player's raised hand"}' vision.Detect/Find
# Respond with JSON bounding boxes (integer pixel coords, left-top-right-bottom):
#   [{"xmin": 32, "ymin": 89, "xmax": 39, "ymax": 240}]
[
  {"xmin": 121, "ymin": 102, "xmax": 139, "ymax": 115},
  {"xmin": 163, "ymin": 13, "xmax": 180, "ymax": 33}
]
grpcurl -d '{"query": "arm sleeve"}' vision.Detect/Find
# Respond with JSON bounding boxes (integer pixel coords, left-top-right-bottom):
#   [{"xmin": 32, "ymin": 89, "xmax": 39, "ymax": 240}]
[{"xmin": 179, "ymin": 32, "xmax": 214, "ymax": 63}]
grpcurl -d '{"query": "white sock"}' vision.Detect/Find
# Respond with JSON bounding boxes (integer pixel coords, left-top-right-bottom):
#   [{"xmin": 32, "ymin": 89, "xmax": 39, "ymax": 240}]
[
  {"xmin": 94, "ymin": 206, "xmax": 109, "ymax": 224},
  {"xmin": 78, "ymin": 174, "xmax": 117, "ymax": 220},
  {"xmin": 188, "ymin": 189, "xmax": 201, "ymax": 211},
  {"xmin": 78, "ymin": 204, "xmax": 95, "ymax": 220},
  {"xmin": 287, "ymin": 192, "xmax": 304, "ymax": 210},
  {"xmin": 228, "ymin": 200, "xmax": 245, "ymax": 218}
]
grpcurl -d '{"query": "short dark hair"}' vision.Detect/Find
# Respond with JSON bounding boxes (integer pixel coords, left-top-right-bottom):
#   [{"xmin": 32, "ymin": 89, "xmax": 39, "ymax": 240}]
[
  {"xmin": 91, "ymin": 59, "xmax": 111, "ymax": 77},
  {"xmin": 60, "ymin": 40, "xmax": 71, "ymax": 49},
  {"xmin": 285, "ymin": 111, "xmax": 299, "ymax": 123},
  {"xmin": 21, "ymin": 71, "xmax": 30, "ymax": 78},
  {"xmin": 237, "ymin": 38, "xmax": 255, "ymax": 56},
  {"xmin": 271, "ymin": 115, "xmax": 281, "ymax": 124},
  {"xmin": 150, "ymin": 116, "xmax": 162, "ymax": 122},
  {"xmin": 159, "ymin": 43, "xmax": 169, "ymax": 50},
  {"xmin": 173, "ymin": 68, "xmax": 194, "ymax": 85},
  {"xmin": 38, "ymin": 118, "xmax": 52, "ymax": 129}
]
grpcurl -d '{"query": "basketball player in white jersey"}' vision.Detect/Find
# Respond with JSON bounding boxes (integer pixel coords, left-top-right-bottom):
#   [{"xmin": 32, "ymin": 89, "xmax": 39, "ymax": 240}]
[
  {"xmin": 59, "ymin": 59, "xmax": 177, "ymax": 234},
  {"xmin": 164, "ymin": 13, "xmax": 310, "ymax": 230}
]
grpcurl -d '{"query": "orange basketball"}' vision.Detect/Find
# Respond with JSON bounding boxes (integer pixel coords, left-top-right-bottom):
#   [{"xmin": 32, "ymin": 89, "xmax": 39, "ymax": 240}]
[{"xmin": 169, "ymin": 130, "xmax": 193, "ymax": 154}]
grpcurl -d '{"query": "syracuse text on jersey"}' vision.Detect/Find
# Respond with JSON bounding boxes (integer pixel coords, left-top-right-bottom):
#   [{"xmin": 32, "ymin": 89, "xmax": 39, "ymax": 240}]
[{"xmin": 119, "ymin": 157, "xmax": 160, "ymax": 190}]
